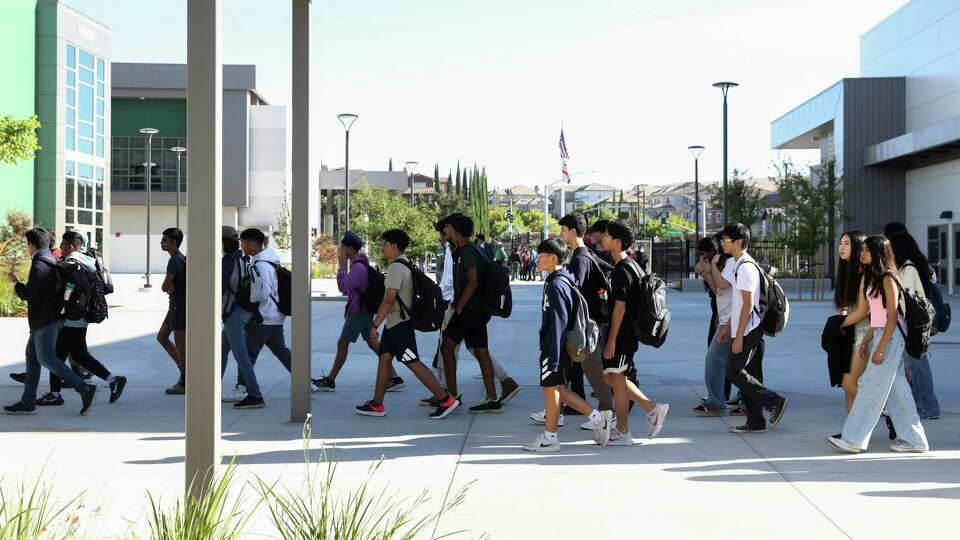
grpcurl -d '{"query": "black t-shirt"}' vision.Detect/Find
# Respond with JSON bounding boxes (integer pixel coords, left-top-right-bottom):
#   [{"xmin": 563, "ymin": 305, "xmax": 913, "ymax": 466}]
[
  {"xmin": 167, "ymin": 250, "xmax": 187, "ymax": 307},
  {"xmin": 567, "ymin": 246, "xmax": 612, "ymax": 323},
  {"xmin": 610, "ymin": 258, "xmax": 639, "ymax": 353},
  {"xmin": 454, "ymin": 243, "xmax": 484, "ymax": 313}
]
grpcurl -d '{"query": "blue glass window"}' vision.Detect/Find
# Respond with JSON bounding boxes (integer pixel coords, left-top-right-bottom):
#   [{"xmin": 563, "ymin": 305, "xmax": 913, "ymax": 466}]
[
  {"xmin": 78, "ymin": 164, "xmax": 93, "ymax": 178},
  {"xmin": 67, "ymin": 44, "xmax": 76, "ymax": 68},
  {"xmin": 96, "ymin": 137, "xmax": 104, "ymax": 157},
  {"xmin": 66, "ymin": 128, "xmax": 75, "ymax": 150},
  {"xmin": 66, "ymin": 109, "xmax": 75, "ymax": 127},
  {"xmin": 79, "ymin": 50, "xmax": 94, "ymax": 69},
  {"xmin": 66, "ymin": 161, "xmax": 75, "ymax": 175},
  {"xmin": 79, "ymin": 85, "xmax": 93, "ymax": 121},
  {"xmin": 65, "ymin": 177, "xmax": 75, "ymax": 206},
  {"xmin": 96, "ymin": 59, "xmax": 105, "ymax": 81},
  {"xmin": 96, "ymin": 82, "xmax": 104, "ymax": 98},
  {"xmin": 96, "ymin": 118, "xmax": 103, "ymax": 134},
  {"xmin": 67, "ymin": 71, "xmax": 75, "ymax": 88},
  {"xmin": 96, "ymin": 167, "xmax": 103, "ymax": 181},
  {"xmin": 79, "ymin": 122, "xmax": 93, "ymax": 139},
  {"xmin": 80, "ymin": 68, "xmax": 94, "ymax": 85},
  {"xmin": 96, "ymin": 99, "xmax": 104, "ymax": 116},
  {"xmin": 67, "ymin": 89, "xmax": 75, "ymax": 107},
  {"xmin": 78, "ymin": 138, "xmax": 93, "ymax": 155}
]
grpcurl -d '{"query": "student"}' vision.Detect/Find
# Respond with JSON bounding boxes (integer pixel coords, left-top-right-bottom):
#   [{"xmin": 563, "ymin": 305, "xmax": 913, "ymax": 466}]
[
  {"xmin": 38, "ymin": 231, "xmax": 127, "ymax": 406},
  {"xmin": 509, "ymin": 248, "xmax": 521, "ymax": 281},
  {"xmin": 693, "ymin": 234, "xmax": 735, "ymax": 416},
  {"xmin": 694, "ymin": 237, "xmax": 720, "ymax": 345},
  {"xmin": 722, "ymin": 223, "xmax": 787, "ymax": 433},
  {"xmin": 158, "ymin": 228, "xmax": 187, "ymax": 395},
  {"xmin": 886, "ymin": 228, "xmax": 941, "ymax": 420},
  {"xmin": 429, "ymin": 215, "xmax": 520, "ymax": 406},
  {"xmin": 314, "ymin": 231, "xmax": 403, "ymax": 392},
  {"xmin": 495, "ymin": 243, "xmax": 508, "ymax": 267},
  {"xmin": 439, "ymin": 214, "xmax": 504, "ymax": 412},
  {"xmin": 600, "ymin": 221, "xmax": 669, "ymax": 444},
  {"xmin": 830, "ymin": 235, "xmax": 929, "ymax": 453},
  {"xmin": 530, "ymin": 213, "xmax": 613, "ymax": 428},
  {"xmin": 523, "ymin": 238, "xmax": 612, "ymax": 451},
  {"xmin": 585, "ymin": 219, "xmax": 614, "ymax": 265},
  {"xmin": 4, "ymin": 228, "xmax": 98, "ymax": 415},
  {"xmin": 833, "ymin": 231, "xmax": 869, "ymax": 413},
  {"xmin": 355, "ymin": 229, "xmax": 459, "ymax": 419}
]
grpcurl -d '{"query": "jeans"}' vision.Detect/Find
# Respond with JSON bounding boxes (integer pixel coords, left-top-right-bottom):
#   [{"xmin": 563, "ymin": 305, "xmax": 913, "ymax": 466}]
[
  {"xmin": 51, "ymin": 326, "xmax": 112, "ymax": 393},
  {"xmin": 726, "ymin": 326, "xmax": 781, "ymax": 429},
  {"xmin": 841, "ymin": 331, "xmax": 927, "ymax": 450},
  {"xmin": 703, "ymin": 332, "xmax": 732, "ymax": 411},
  {"xmin": 904, "ymin": 351, "xmax": 940, "ymax": 419},
  {"xmin": 246, "ymin": 324, "xmax": 292, "ymax": 373},
  {"xmin": 22, "ymin": 321, "xmax": 91, "ymax": 404},
  {"xmin": 221, "ymin": 308, "xmax": 262, "ymax": 399}
]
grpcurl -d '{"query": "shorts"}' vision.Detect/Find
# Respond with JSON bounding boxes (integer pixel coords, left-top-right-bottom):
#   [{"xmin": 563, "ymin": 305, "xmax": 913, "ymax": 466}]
[
  {"xmin": 339, "ymin": 312, "xmax": 374, "ymax": 343},
  {"xmin": 602, "ymin": 349, "xmax": 636, "ymax": 375},
  {"xmin": 165, "ymin": 303, "xmax": 186, "ymax": 331},
  {"xmin": 379, "ymin": 321, "xmax": 420, "ymax": 365},
  {"xmin": 540, "ymin": 351, "xmax": 571, "ymax": 387},
  {"xmin": 443, "ymin": 309, "xmax": 489, "ymax": 349}
]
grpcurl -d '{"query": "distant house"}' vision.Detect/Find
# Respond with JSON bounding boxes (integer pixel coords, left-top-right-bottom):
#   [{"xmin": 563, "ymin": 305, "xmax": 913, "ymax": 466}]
[{"xmin": 490, "ymin": 185, "xmax": 546, "ymax": 212}]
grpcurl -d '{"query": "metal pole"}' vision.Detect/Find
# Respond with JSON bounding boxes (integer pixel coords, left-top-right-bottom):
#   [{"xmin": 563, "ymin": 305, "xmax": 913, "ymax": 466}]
[
  {"xmin": 542, "ymin": 183, "xmax": 549, "ymax": 240},
  {"xmin": 184, "ymin": 0, "xmax": 221, "ymax": 497},
  {"xmin": 694, "ymin": 157, "xmax": 700, "ymax": 241},
  {"xmin": 175, "ymin": 151, "xmax": 181, "ymax": 229},
  {"xmin": 344, "ymin": 130, "xmax": 350, "ymax": 230},
  {"xmin": 722, "ymin": 94, "xmax": 728, "ymax": 224},
  {"xmin": 410, "ymin": 171, "xmax": 414, "ymax": 205},
  {"xmin": 145, "ymin": 133, "xmax": 153, "ymax": 288},
  {"xmin": 559, "ymin": 182, "xmax": 564, "ymax": 219}
]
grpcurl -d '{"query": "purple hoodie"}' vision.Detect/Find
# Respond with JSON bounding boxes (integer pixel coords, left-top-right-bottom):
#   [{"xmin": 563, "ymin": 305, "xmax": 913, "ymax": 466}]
[{"xmin": 337, "ymin": 253, "xmax": 370, "ymax": 316}]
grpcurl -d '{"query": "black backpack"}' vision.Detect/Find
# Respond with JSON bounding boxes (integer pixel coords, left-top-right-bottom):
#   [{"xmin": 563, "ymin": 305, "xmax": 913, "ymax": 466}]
[
  {"xmin": 249, "ymin": 261, "xmax": 292, "ymax": 317},
  {"xmin": 735, "ymin": 259, "xmax": 789, "ymax": 337},
  {"xmin": 464, "ymin": 243, "xmax": 512, "ymax": 318},
  {"xmin": 59, "ymin": 261, "xmax": 93, "ymax": 322},
  {"xmin": 232, "ymin": 257, "xmax": 260, "ymax": 314},
  {"xmin": 903, "ymin": 262, "xmax": 950, "ymax": 334},
  {"xmin": 356, "ymin": 258, "xmax": 386, "ymax": 314},
  {"xmin": 394, "ymin": 258, "xmax": 448, "ymax": 332},
  {"xmin": 86, "ymin": 247, "xmax": 114, "ymax": 295},
  {"xmin": 893, "ymin": 275, "xmax": 935, "ymax": 359},
  {"xmin": 84, "ymin": 269, "xmax": 109, "ymax": 324},
  {"xmin": 583, "ymin": 250, "xmax": 613, "ymax": 324},
  {"xmin": 624, "ymin": 259, "xmax": 670, "ymax": 348}
]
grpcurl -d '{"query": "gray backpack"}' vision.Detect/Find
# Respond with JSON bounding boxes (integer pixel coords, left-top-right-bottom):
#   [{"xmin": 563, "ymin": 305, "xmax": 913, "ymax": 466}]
[{"xmin": 554, "ymin": 275, "xmax": 599, "ymax": 363}]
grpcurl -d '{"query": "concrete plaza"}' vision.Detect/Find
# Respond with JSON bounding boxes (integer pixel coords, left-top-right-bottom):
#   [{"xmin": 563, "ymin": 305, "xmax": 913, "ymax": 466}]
[{"xmin": 1, "ymin": 275, "xmax": 958, "ymax": 539}]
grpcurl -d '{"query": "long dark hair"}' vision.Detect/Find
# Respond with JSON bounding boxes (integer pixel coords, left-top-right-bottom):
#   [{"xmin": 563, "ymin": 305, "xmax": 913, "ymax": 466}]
[
  {"xmin": 834, "ymin": 230, "xmax": 866, "ymax": 310},
  {"xmin": 862, "ymin": 235, "xmax": 898, "ymax": 303},
  {"xmin": 887, "ymin": 231, "xmax": 933, "ymax": 284}
]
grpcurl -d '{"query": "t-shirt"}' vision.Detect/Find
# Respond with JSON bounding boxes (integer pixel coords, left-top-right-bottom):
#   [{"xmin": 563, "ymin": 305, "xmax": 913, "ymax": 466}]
[
  {"xmin": 167, "ymin": 250, "xmax": 187, "ymax": 308},
  {"xmin": 731, "ymin": 252, "xmax": 761, "ymax": 337},
  {"xmin": 384, "ymin": 255, "xmax": 413, "ymax": 328},
  {"xmin": 567, "ymin": 246, "xmax": 611, "ymax": 323},
  {"xmin": 610, "ymin": 258, "xmax": 639, "ymax": 353},
  {"xmin": 454, "ymin": 244, "xmax": 484, "ymax": 312},
  {"xmin": 716, "ymin": 256, "xmax": 736, "ymax": 325}
]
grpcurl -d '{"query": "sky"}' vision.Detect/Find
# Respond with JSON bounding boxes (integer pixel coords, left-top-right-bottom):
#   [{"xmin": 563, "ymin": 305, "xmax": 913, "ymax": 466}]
[{"xmin": 72, "ymin": 0, "xmax": 908, "ymax": 189}]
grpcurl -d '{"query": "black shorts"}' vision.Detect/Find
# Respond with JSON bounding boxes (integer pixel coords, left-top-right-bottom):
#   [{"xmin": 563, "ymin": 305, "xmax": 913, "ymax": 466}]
[
  {"xmin": 443, "ymin": 309, "xmax": 489, "ymax": 349},
  {"xmin": 165, "ymin": 304, "xmax": 186, "ymax": 331},
  {"xmin": 602, "ymin": 349, "xmax": 636, "ymax": 375},
  {"xmin": 540, "ymin": 351, "xmax": 571, "ymax": 387},
  {"xmin": 379, "ymin": 321, "xmax": 420, "ymax": 365}
]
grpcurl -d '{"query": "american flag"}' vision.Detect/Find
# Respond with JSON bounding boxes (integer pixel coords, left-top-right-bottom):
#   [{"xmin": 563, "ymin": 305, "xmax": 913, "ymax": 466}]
[{"xmin": 559, "ymin": 129, "xmax": 571, "ymax": 183}]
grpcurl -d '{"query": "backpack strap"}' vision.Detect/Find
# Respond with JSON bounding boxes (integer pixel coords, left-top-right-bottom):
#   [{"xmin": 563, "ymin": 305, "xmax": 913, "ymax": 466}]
[
  {"xmin": 390, "ymin": 258, "xmax": 415, "ymax": 321},
  {"xmin": 548, "ymin": 274, "xmax": 580, "ymax": 332},
  {"xmin": 734, "ymin": 259, "xmax": 764, "ymax": 318}
]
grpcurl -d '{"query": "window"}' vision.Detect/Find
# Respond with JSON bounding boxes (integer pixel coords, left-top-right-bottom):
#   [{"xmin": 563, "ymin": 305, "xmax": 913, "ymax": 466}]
[
  {"xmin": 112, "ymin": 135, "xmax": 187, "ymax": 193},
  {"xmin": 65, "ymin": 43, "xmax": 106, "ymax": 158},
  {"xmin": 79, "ymin": 50, "xmax": 94, "ymax": 69},
  {"xmin": 67, "ymin": 44, "xmax": 76, "ymax": 68},
  {"xmin": 79, "ymin": 86, "xmax": 93, "ymax": 121},
  {"xmin": 96, "ymin": 58, "xmax": 105, "ymax": 81},
  {"xmin": 65, "ymin": 178, "xmax": 75, "ymax": 207}
]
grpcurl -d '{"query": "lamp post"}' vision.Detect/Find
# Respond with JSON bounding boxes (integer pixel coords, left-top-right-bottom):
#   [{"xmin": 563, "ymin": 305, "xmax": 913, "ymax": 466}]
[
  {"xmin": 405, "ymin": 161, "xmax": 419, "ymax": 205},
  {"xmin": 337, "ymin": 113, "xmax": 358, "ymax": 231},
  {"xmin": 687, "ymin": 145, "xmax": 704, "ymax": 241},
  {"xmin": 170, "ymin": 146, "xmax": 186, "ymax": 229},
  {"xmin": 139, "ymin": 127, "xmax": 158, "ymax": 291},
  {"xmin": 713, "ymin": 81, "xmax": 738, "ymax": 225}
]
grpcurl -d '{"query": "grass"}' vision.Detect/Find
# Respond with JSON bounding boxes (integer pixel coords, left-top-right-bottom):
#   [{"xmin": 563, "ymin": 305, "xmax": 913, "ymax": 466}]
[
  {"xmin": 311, "ymin": 262, "xmax": 337, "ymax": 279},
  {"xmin": 0, "ymin": 471, "xmax": 83, "ymax": 540}
]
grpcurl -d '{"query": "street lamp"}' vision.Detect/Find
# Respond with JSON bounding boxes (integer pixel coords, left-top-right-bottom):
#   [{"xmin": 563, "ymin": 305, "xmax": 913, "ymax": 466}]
[
  {"xmin": 713, "ymin": 81, "xmax": 738, "ymax": 225},
  {"xmin": 405, "ymin": 161, "xmax": 419, "ymax": 205},
  {"xmin": 139, "ymin": 127, "xmax": 158, "ymax": 291},
  {"xmin": 687, "ymin": 145, "xmax": 704, "ymax": 241},
  {"xmin": 170, "ymin": 146, "xmax": 186, "ymax": 229},
  {"xmin": 337, "ymin": 113, "xmax": 358, "ymax": 231}
]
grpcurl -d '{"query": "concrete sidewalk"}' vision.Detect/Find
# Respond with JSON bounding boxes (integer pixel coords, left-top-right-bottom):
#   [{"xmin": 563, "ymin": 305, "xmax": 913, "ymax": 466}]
[{"xmin": 0, "ymin": 277, "xmax": 958, "ymax": 538}]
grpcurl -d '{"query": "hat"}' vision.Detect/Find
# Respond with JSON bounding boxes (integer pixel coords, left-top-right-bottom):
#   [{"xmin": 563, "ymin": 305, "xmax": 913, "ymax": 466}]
[
  {"xmin": 222, "ymin": 225, "xmax": 239, "ymax": 239},
  {"xmin": 341, "ymin": 231, "xmax": 363, "ymax": 251}
]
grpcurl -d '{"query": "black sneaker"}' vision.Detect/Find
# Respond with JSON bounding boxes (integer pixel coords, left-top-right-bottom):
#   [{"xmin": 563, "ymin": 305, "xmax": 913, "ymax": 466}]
[
  {"xmin": 729, "ymin": 424, "xmax": 767, "ymax": 434},
  {"xmin": 420, "ymin": 392, "xmax": 460, "ymax": 407},
  {"xmin": 428, "ymin": 394, "xmax": 460, "ymax": 420},
  {"xmin": 109, "ymin": 376, "xmax": 127, "ymax": 404},
  {"xmin": 36, "ymin": 392, "xmax": 64, "ymax": 406},
  {"xmin": 79, "ymin": 385, "xmax": 98, "ymax": 416},
  {"xmin": 234, "ymin": 395, "xmax": 266, "ymax": 409},
  {"xmin": 767, "ymin": 397, "xmax": 788, "ymax": 429},
  {"xmin": 884, "ymin": 414, "xmax": 897, "ymax": 441},
  {"xmin": 9, "ymin": 372, "xmax": 25, "ymax": 384},
  {"xmin": 4, "ymin": 401, "xmax": 36, "ymax": 415},
  {"xmin": 468, "ymin": 398, "xmax": 503, "ymax": 414},
  {"xmin": 355, "ymin": 401, "xmax": 386, "ymax": 417},
  {"xmin": 313, "ymin": 377, "xmax": 335, "ymax": 392},
  {"xmin": 385, "ymin": 377, "xmax": 405, "ymax": 392}
]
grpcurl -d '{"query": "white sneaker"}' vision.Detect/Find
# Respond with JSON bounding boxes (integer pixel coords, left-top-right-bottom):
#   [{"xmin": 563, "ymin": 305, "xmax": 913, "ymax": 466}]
[
  {"xmin": 647, "ymin": 403, "xmax": 669, "ymax": 439},
  {"xmin": 828, "ymin": 436, "xmax": 862, "ymax": 454},
  {"xmin": 522, "ymin": 433, "xmax": 561, "ymax": 452},
  {"xmin": 221, "ymin": 385, "xmax": 246, "ymax": 403},
  {"xmin": 529, "ymin": 410, "xmax": 564, "ymax": 427},
  {"xmin": 607, "ymin": 429, "xmax": 636, "ymax": 446},
  {"xmin": 890, "ymin": 440, "xmax": 928, "ymax": 453},
  {"xmin": 591, "ymin": 410, "xmax": 612, "ymax": 447},
  {"xmin": 580, "ymin": 414, "xmax": 616, "ymax": 431},
  {"xmin": 310, "ymin": 383, "xmax": 320, "ymax": 393}
]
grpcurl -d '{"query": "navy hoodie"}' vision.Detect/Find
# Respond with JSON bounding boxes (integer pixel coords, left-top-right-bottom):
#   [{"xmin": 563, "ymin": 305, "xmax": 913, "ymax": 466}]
[{"xmin": 539, "ymin": 267, "xmax": 575, "ymax": 372}]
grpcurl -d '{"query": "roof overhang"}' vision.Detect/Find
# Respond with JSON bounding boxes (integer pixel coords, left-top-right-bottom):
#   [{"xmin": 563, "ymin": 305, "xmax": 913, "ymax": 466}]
[
  {"xmin": 771, "ymin": 80, "xmax": 843, "ymax": 149},
  {"xmin": 864, "ymin": 114, "xmax": 960, "ymax": 169}
]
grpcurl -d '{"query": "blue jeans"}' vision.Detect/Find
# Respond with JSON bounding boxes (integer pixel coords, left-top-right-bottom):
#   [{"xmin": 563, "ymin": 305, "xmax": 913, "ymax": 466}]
[
  {"xmin": 904, "ymin": 351, "xmax": 940, "ymax": 419},
  {"xmin": 221, "ymin": 308, "xmax": 262, "ymax": 399},
  {"xmin": 703, "ymin": 331, "xmax": 731, "ymax": 411},
  {"xmin": 841, "ymin": 332, "xmax": 928, "ymax": 450},
  {"xmin": 22, "ymin": 321, "xmax": 91, "ymax": 404}
]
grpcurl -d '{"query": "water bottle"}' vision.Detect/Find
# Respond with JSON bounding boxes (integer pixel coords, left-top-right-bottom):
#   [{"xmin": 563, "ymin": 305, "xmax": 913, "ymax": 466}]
[{"xmin": 64, "ymin": 282, "xmax": 75, "ymax": 302}]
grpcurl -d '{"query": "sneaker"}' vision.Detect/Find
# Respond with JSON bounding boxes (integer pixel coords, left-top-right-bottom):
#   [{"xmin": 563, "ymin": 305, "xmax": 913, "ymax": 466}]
[
  {"xmin": 890, "ymin": 440, "xmax": 928, "ymax": 453},
  {"xmin": 592, "ymin": 411, "xmax": 613, "ymax": 447},
  {"xmin": 469, "ymin": 398, "xmax": 503, "ymax": 414},
  {"xmin": 580, "ymin": 415, "xmax": 616, "ymax": 431},
  {"xmin": 385, "ymin": 377, "xmax": 405, "ymax": 392},
  {"xmin": 646, "ymin": 403, "xmax": 669, "ymax": 439},
  {"xmin": 726, "ymin": 395, "xmax": 741, "ymax": 407},
  {"xmin": 313, "ymin": 377, "xmax": 335, "ymax": 392},
  {"xmin": 109, "ymin": 376, "xmax": 127, "ymax": 404},
  {"xmin": 428, "ymin": 394, "xmax": 460, "ymax": 420},
  {"xmin": 422, "ymin": 392, "xmax": 460, "ymax": 407},
  {"xmin": 529, "ymin": 410, "xmax": 564, "ymax": 427},
  {"xmin": 522, "ymin": 433, "xmax": 561, "ymax": 452},
  {"xmin": 729, "ymin": 407, "xmax": 746, "ymax": 417},
  {"xmin": 3, "ymin": 401, "xmax": 36, "ymax": 415},
  {"xmin": 607, "ymin": 429, "xmax": 636, "ymax": 446},
  {"xmin": 165, "ymin": 382, "xmax": 185, "ymax": 395},
  {"xmin": 310, "ymin": 382, "xmax": 320, "ymax": 393},
  {"xmin": 827, "ymin": 435, "xmax": 862, "ymax": 454},
  {"xmin": 884, "ymin": 414, "xmax": 897, "ymax": 441},
  {"xmin": 693, "ymin": 404, "xmax": 724, "ymax": 417},
  {"xmin": 9, "ymin": 372, "xmax": 25, "ymax": 384},
  {"xmin": 499, "ymin": 378, "xmax": 521, "ymax": 404},
  {"xmin": 767, "ymin": 397, "xmax": 787, "ymax": 430},
  {"xmin": 79, "ymin": 385, "xmax": 98, "ymax": 416},
  {"xmin": 234, "ymin": 395, "xmax": 266, "ymax": 409},
  {"xmin": 221, "ymin": 384, "xmax": 246, "ymax": 403},
  {"xmin": 730, "ymin": 424, "xmax": 767, "ymax": 434},
  {"xmin": 36, "ymin": 392, "xmax": 64, "ymax": 406},
  {"xmin": 355, "ymin": 401, "xmax": 386, "ymax": 417}
]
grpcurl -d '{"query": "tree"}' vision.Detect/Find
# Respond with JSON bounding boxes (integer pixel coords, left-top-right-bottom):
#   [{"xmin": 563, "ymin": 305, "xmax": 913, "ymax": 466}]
[
  {"xmin": 455, "ymin": 162, "xmax": 461, "ymax": 197},
  {"xmin": 433, "ymin": 163, "xmax": 440, "ymax": 191},
  {"xmin": 351, "ymin": 185, "xmax": 438, "ymax": 262},
  {"xmin": 273, "ymin": 185, "xmax": 292, "ymax": 250},
  {"xmin": 707, "ymin": 168, "xmax": 762, "ymax": 227},
  {"xmin": 0, "ymin": 210, "xmax": 31, "ymax": 269},
  {"xmin": 446, "ymin": 169, "xmax": 452, "ymax": 194},
  {"xmin": 488, "ymin": 206, "xmax": 508, "ymax": 240},
  {"xmin": 642, "ymin": 219, "xmax": 667, "ymax": 239},
  {"xmin": 0, "ymin": 115, "xmax": 41, "ymax": 165},
  {"xmin": 665, "ymin": 213, "xmax": 695, "ymax": 237},
  {"xmin": 388, "ymin": 158, "xmax": 393, "ymax": 171}
]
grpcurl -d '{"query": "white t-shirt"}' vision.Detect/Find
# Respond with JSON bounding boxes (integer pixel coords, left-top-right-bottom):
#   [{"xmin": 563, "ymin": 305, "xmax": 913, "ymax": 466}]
[
  {"xmin": 898, "ymin": 259, "xmax": 926, "ymax": 299},
  {"xmin": 730, "ymin": 252, "xmax": 762, "ymax": 337},
  {"xmin": 440, "ymin": 245, "xmax": 455, "ymax": 302},
  {"xmin": 716, "ymin": 257, "xmax": 736, "ymax": 325}
]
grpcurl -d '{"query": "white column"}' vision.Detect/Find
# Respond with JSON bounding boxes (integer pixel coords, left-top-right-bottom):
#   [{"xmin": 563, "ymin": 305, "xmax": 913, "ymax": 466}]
[
  {"xmin": 290, "ymin": 0, "xmax": 312, "ymax": 422},
  {"xmin": 185, "ymin": 0, "xmax": 222, "ymax": 494}
]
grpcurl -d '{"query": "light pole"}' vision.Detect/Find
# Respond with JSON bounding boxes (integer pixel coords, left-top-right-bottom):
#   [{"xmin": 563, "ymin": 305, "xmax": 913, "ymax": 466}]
[
  {"xmin": 713, "ymin": 81, "xmax": 738, "ymax": 225},
  {"xmin": 405, "ymin": 161, "xmax": 419, "ymax": 205},
  {"xmin": 337, "ymin": 113, "xmax": 358, "ymax": 231},
  {"xmin": 170, "ymin": 146, "xmax": 186, "ymax": 229},
  {"xmin": 139, "ymin": 127, "xmax": 158, "ymax": 291},
  {"xmin": 688, "ymin": 145, "xmax": 704, "ymax": 241}
]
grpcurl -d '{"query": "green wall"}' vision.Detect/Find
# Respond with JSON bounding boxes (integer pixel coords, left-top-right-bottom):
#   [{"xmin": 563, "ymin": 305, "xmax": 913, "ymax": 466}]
[
  {"xmin": 0, "ymin": 0, "xmax": 38, "ymax": 221},
  {"xmin": 112, "ymin": 98, "xmax": 187, "ymax": 137}
]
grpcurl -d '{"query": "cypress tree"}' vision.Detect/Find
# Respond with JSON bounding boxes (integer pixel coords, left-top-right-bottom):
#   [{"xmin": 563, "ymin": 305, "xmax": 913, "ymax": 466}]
[
  {"xmin": 455, "ymin": 162, "xmax": 461, "ymax": 196},
  {"xmin": 433, "ymin": 163, "xmax": 440, "ymax": 191},
  {"xmin": 447, "ymin": 169, "xmax": 453, "ymax": 193},
  {"xmin": 388, "ymin": 158, "xmax": 393, "ymax": 171}
]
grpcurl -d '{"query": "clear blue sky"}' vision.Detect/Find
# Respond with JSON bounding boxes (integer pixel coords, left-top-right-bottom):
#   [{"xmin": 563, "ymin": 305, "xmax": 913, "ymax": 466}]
[{"xmin": 73, "ymin": 0, "xmax": 907, "ymax": 188}]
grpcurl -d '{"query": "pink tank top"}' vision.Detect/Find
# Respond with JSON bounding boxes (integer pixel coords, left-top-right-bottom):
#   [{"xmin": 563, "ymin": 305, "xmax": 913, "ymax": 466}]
[{"xmin": 868, "ymin": 293, "xmax": 887, "ymax": 328}]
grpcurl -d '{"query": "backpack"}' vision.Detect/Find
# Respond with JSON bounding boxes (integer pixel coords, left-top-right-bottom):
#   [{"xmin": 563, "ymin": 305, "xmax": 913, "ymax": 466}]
[
  {"xmin": 254, "ymin": 261, "xmax": 292, "ymax": 317},
  {"xmin": 735, "ymin": 259, "xmax": 789, "ymax": 337},
  {"xmin": 84, "ymin": 269, "xmax": 109, "ymax": 324},
  {"xmin": 552, "ymin": 274, "xmax": 599, "ymax": 363},
  {"xmin": 86, "ymin": 247, "xmax": 114, "ymax": 295},
  {"xmin": 892, "ymin": 275, "xmax": 935, "ymax": 359},
  {"xmin": 356, "ymin": 258, "xmax": 386, "ymax": 314},
  {"xmin": 232, "ymin": 257, "xmax": 261, "ymax": 314},
  {"xmin": 394, "ymin": 258, "xmax": 448, "ymax": 332},
  {"xmin": 624, "ymin": 259, "xmax": 671, "ymax": 348},
  {"xmin": 582, "ymin": 250, "xmax": 613, "ymax": 324},
  {"xmin": 903, "ymin": 262, "xmax": 950, "ymax": 334},
  {"xmin": 59, "ymin": 261, "xmax": 93, "ymax": 321},
  {"xmin": 464, "ymin": 243, "xmax": 512, "ymax": 318}
]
